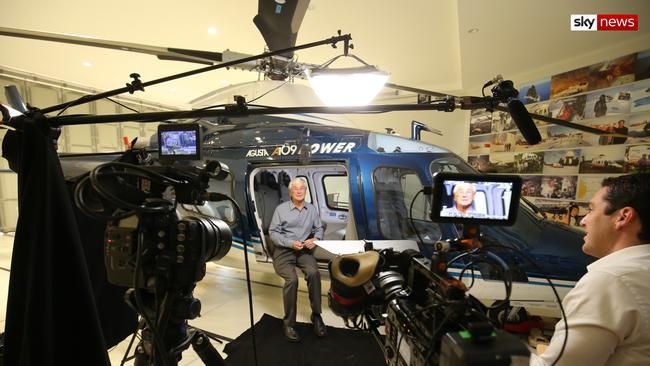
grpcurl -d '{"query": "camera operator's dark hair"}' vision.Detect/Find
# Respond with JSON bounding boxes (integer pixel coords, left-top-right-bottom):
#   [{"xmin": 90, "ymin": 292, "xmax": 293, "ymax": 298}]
[{"xmin": 602, "ymin": 173, "xmax": 650, "ymax": 241}]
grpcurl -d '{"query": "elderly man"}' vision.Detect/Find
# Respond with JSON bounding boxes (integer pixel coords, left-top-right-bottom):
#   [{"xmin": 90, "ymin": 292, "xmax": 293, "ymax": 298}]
[
  {"xmin": 531, "ymin": 173, "xmax": 650, "ymax": 365},
  {"xmin": 268, "ymin": 177, "xmax": 327, "ymax": 342},
  {"xmin": 440, "ymin": 182, "xmax": 480, "ymax": 217}
]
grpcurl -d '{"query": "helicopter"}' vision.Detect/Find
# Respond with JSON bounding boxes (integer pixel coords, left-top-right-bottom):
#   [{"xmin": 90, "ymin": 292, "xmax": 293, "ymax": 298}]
[{"xmin": 0, "ymin": 0, "xmax": 620, "ymax": 321}]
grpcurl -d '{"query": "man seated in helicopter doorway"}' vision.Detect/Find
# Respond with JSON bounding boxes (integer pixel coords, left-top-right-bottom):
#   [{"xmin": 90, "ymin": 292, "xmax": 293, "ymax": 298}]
[{"xmin": 269, "ymin": 177, "xmax": 327, "ymax": 342}]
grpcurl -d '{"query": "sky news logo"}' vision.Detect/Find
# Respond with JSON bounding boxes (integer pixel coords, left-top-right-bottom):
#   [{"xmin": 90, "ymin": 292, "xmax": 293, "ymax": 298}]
[{"xmin": 571, "ymin": 14, "xmax": 638, "ymax": 31}]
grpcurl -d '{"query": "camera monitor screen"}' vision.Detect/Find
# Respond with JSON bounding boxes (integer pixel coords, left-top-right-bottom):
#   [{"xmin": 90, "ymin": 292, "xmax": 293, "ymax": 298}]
[
  {"xmin": 430, "ymin": 173, "xmax": 521, "ymax": 225},
  {"xmin": 158, "ymin": 123, "xmax": 202, "ymax": 162}
]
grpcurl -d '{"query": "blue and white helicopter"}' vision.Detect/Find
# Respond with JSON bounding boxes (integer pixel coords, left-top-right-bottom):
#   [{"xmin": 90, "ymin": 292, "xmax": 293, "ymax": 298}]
[{"xmin": 47, "ymin": 82, "xmax": 594, "ymax": 320}]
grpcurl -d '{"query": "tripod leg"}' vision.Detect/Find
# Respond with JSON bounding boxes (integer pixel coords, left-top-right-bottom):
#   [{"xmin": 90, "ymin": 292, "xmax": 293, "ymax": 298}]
[{"xmin": 191, "ymin": 331, "xmax": 226, "ymax": 366}]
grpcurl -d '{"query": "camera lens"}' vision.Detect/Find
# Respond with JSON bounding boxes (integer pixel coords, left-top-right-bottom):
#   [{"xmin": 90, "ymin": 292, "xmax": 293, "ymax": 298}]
[{"xmin": 186, "ymin": 216, "xmax": 232, "ymax": 262}]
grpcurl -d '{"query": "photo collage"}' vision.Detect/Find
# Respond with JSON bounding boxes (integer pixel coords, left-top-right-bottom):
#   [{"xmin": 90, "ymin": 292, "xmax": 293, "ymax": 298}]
[{"xmin": 467, "ymin": 49, "xmax": 650, "ymax": 228}]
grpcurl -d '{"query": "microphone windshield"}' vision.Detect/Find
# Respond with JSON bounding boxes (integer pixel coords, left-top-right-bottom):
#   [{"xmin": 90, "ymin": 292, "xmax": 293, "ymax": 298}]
[{"xmin": 507, "ymin": 99, "xmax": 541, "ymax": 145}]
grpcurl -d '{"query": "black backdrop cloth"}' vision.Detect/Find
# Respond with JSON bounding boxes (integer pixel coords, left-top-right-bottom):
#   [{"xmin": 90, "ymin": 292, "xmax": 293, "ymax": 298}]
[
  {"xmin": 223, "ymin": 314, "xmax": 387, "ymax": 366},
  {"xmin": 1, "ymin": 115, "xmax": 110, "ymax": 365}
]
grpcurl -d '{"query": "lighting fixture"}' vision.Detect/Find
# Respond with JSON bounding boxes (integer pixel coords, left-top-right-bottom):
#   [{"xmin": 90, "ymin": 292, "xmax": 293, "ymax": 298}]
[{"xmin": 306, "ymin": 54, "xmax": 389, "ymax": 106}]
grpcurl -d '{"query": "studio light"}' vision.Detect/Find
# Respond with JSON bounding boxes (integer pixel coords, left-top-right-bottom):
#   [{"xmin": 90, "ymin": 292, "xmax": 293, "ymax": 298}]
[{"xmin": 306, "ymin": 54, "xmax": 389, "ymax": 106}]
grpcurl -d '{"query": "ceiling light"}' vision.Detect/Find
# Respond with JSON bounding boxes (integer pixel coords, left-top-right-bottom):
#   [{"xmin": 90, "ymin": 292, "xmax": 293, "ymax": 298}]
[
  {"xmin": 82, "ymin": 61, "xmax": 92, "ymax": 67},
  {"xmin": 207, "ymin": 27, "xmax": 219, "ymax": 36},
  {"xmin": 306, "ymin": 54, "xmax": 389, "ymax": 106}
]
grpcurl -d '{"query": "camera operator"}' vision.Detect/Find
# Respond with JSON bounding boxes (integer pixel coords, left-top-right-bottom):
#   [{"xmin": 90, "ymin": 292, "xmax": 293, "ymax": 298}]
[{"xmin": 532, "ymin": 173, "xmax": 650, "ymax": 365}]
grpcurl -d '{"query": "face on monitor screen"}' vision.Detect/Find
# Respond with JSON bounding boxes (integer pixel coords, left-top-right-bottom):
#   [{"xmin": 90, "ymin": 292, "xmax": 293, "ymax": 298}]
[
  {"xmin": 430, "ymin": 173, "xmax": 521, "ymax": 225},
  {"xmin": 158, "ymin": 123, "xmax": 201, "ymax": 162}
]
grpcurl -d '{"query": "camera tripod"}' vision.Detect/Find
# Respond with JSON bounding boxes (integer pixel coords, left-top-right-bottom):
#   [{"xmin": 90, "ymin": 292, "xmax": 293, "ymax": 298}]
[{"xmin": 122, "ymin": 288, "xmax": 226, "ymax": 366}]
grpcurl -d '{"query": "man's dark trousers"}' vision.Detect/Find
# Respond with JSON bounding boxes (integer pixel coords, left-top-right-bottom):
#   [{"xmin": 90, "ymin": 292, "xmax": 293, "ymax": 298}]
[{"xmin": 272, "ymin": 246, "xmax": 322, "ymax": 326}]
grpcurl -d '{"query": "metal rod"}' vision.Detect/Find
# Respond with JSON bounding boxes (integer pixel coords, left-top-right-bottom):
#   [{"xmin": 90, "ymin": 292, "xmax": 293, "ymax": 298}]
[
  {"xmin": 48, "ymin": 102, "xmax": 458, "ymax": 126},
  {"xmin": 38, "ymin": 34, "xmax": 352, "ymax": 115}
]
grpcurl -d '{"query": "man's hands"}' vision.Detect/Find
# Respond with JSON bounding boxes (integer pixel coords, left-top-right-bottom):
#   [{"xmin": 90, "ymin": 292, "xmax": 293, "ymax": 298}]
[
  {"xmin": 291, "ymin": 238, "xmax": 318, "ymax": 251},
  {"xmin": 304, "ymin": 238, "xmax": 317, "ymax": 250}
]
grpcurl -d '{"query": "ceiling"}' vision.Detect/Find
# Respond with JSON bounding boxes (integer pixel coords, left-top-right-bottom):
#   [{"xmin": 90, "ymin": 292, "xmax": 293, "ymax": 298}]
[{"xmin": 0, "ymin": 0, "xmax": 649, "ymax": 108}]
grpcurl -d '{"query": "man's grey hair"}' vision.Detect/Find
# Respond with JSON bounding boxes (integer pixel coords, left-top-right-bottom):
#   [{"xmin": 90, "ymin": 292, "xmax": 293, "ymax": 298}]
[
  {"xmin": 288, "ymin": 177, "xmax": 307, "ymax": 191},
  {"xmin": 453, "ymin": 182, "xmax": 476, "ymax": 194}
]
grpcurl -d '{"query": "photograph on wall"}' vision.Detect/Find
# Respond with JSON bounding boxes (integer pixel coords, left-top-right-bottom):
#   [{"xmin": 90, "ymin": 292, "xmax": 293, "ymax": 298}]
[
  {"xmin": 579, "ymin": 145, "xmax": 627, "ymax": 174},
  {"xmin": 470, "ymin": 110, "xmax": 493, "ymax": 136},
  {"xmin": 635, "ymin": 49, "xmax": 650, "ymax": 81},
  {"xmin": 527, "ymin": 101, "xmax": 551, "ymax": 127},
  {"xmin": 468, "ymin": 134, "xmax": 492, "ymax": 155},
  {"xmin": 627, "ymin": 112, "xmax": 650, "ymax": 143},
  {"xmin": 541, "ymin": 125, "xmax": 589, "ymax": 149},
  {"xmin": 518, "ymin": 77, "xmax": 551, "ymax": 104},
  {"xmin": 584, "ymin": 86, "xmax": 632, "ymax": 119},
  {"xmin": 514, "ymin": 152, "xmax": 544, "ymax": 174},
  {"xmin": 513, "ymin": 128, "xmax": 553, "ymax": 152},
  {"xmin": 487, "ymin": 152, "xmax": 515, "ymax": 173},
  {"xmin": 533, "ymin": 198, "xmax": 587, "ymax": 228},
  {"xmin": 543, "ymin": 149, "xmax": 582, "ymax": 174},
  {"xmin": 588, "ymin": 53, "xmax": 636, "ymax": 91},
  {"xmin": 540, "ymin": 175, "xmax": 578, "ymax": 199},
  {"xmin": 583, "ymin": 116, "xmax": 631, "ymax": 146},
  {"xmin": 491, "ymin": 111, "xmax": 517, "ymax": 133},
  {"xmin": 550, "ymin": 67, "xmax": 590, "ymax": 98},
  {"xmin": 576, "ymin": 175, "xmax": 608, "ymax": 201},
  {"xmin": 549, "ymin": 95, "xmax": 587, "ymax": 122},
  {"xmin": 521, "ymin": 175, "xmax": 542, "ymax": 198},
  {"xmin": 625, "ymin": 145, "xmax": 650, "ymax": 173},
  {"xmin": 468, "ymin": 154, "xmax": 490, "ymax": 172},
  {"xmin": 630, "ymin": 78, "xmax": 650, "ymax": 113},
  {"xmin": 490, "ymin": 131, "xmax": 518, "ymax": 153}
]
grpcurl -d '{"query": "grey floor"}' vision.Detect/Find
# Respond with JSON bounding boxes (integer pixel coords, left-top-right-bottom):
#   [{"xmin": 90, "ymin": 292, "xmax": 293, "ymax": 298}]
[{"xmin": 0, "ymin": 232, "xmax": 348, "ymax": 365}]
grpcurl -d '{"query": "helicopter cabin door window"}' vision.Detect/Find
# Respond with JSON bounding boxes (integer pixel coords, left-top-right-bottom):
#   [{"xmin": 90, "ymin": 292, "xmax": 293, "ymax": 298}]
[{"xmin": 373, "ymin": 167, "xmax": 442, "ymax": 244}]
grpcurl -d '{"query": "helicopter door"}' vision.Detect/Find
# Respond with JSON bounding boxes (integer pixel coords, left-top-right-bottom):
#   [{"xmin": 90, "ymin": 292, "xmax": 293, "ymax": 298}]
[
  {"xmin": 353, "ymin": 153, "xmax": 442, "ymax": 248},
  {"xmin": 249, "ymin": 164, "xmax": 348, "ymax": 265}
]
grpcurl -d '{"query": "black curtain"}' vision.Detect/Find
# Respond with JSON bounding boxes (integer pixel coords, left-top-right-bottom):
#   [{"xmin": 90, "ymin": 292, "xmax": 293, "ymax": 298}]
[{"xmin": 1, "ymin": 114, "xmax": 110, "ymax": 365}]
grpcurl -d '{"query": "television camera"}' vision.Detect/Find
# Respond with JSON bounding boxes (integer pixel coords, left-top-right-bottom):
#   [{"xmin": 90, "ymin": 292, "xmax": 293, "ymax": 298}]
[
  {"xmin": 328, "ymin": 173, "xmax": 531, "ymax": 366},
  {"xmin": 74, "ymin": 122, "xmax": 233, "ymax": 366}
]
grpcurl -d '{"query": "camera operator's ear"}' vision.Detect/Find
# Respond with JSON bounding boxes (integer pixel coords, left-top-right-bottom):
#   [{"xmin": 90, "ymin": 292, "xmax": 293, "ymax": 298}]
[{"xmin": 331, "ymin": 251, "xmax": 380, "ymax": 287}]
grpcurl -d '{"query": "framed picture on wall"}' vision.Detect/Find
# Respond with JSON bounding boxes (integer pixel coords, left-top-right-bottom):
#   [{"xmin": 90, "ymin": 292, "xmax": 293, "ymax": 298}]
[{"xmin": 588, "ymin": 53, "xmax": 636, "ymax": 91}]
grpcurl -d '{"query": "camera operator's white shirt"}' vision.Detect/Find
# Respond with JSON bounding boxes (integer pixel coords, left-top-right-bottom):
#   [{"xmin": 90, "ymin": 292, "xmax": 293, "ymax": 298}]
[{"xmin": 531, "ymin": 244, "xmax": 650, "ymax": 366}]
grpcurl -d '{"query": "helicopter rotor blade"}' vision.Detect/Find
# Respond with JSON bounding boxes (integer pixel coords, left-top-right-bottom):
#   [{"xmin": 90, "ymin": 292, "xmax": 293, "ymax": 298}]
[{"xmin": 0, "ymin": 26, "xmax": 225, "ymax": 65}]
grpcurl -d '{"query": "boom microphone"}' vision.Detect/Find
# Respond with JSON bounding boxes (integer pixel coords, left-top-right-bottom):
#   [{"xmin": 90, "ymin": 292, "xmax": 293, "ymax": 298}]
[
  {"xmin": 491, "ymin": 79, "xmax": 541, "ymax": 145},
  {"xmin": 507, "ymin": 98, "xmax": 541, "ymax": 145}
]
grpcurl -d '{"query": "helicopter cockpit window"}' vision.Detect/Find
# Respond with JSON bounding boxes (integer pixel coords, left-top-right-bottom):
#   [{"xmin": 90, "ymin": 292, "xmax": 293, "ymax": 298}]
[
  {"xmin": 179, "ymin": 174, "xmax": 235, "ymax": 224},
  {"xmin": 373, "ymin": 167, "xmax": 441, "ymax": 243},
  {"xmin": 429, "ymin": 155, "xmax": 475, "ymax": 176}
]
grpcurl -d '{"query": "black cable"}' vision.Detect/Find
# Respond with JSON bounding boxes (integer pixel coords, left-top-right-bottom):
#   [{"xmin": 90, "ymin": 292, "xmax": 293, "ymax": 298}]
[
  {"xmin": 56, "ymin": 95, "xmax": 93, "ymax": 116},
  {"xmin": 88, "ymin": 163, "xmax": 179, "ymax": 214},
  {"xmin": 106, "ymin": 97, "xmax": 141, "ymax": 113},
  {"xmin": 133, "ymin": 235, "xmax": 170, "ymax": 366},
  {"xmin": 221, "ymin": 195, "xmax": 259, "ymax": 366},
  {"xmin": 407, "ymin": 189, "xmax": 427, "ymax": 248},
  {"xmin": 424, "ymin": 312, "xmax": 452, "ymax": 362},
  {"xmin": 73, "ymin": 174, "xmax": 138, "ymax": 220},
  {"xmin": 482, "ymin": 243, "xmax": 568, "ymax": 366}
]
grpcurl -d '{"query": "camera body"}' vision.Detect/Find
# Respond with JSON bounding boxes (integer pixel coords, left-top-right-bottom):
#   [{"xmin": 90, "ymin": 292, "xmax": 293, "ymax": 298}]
[{"xmin": 104, "ymin": 211, "xmax": 231, "ymax": 290}]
